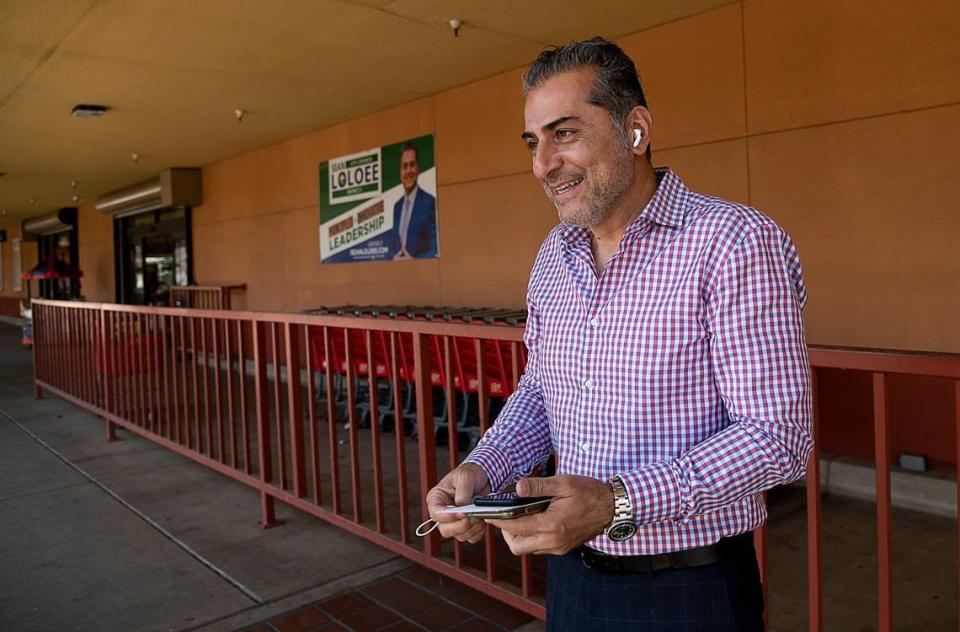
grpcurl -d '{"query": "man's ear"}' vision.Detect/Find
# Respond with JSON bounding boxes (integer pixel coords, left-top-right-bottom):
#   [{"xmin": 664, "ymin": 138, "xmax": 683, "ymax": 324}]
[{"xmin": 626, "ymin": 106, "xmax": 652, "ymax": 156}]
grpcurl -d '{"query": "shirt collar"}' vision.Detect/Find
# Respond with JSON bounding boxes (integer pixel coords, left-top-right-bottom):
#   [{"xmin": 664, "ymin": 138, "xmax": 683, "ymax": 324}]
[
  {"xmin": 404, "ymin": 185, "xmax": 419, "ymax": 203},
  {"xmin": 634, "ymin": 167, "xmax": 687, "ymax": 232},
  {"xmin": 558, "ymin": 167, "xmax": 688, "ymax": 246}
]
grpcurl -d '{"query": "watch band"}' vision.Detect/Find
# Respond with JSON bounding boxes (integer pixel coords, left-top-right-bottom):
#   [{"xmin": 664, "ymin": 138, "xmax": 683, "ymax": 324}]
[
  {"xmin": 605, "ymin": 476, "xmax": 638, "ymax": 541},
  {"xmin": 608, "ymin": 476, "xmax": 631, "ymax": 525}
]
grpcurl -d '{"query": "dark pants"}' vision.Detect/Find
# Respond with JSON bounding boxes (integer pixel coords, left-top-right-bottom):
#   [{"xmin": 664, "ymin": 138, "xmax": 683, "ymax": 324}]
[{"xmin": 546, "ymin": 534, "xmax": 764, "ymax": 631}]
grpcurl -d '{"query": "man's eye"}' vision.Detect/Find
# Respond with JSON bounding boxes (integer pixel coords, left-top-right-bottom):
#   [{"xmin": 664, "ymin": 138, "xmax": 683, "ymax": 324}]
[
  {"xmin": 556, "ymin": 129, "xmax": 576, "ymax": 141},
  {"xmin": 526, "ymin": 141, "xmax": 538, "ymax": 152}
]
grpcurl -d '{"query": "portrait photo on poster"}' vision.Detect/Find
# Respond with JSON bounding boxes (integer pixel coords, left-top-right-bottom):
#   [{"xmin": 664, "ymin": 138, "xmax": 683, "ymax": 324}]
[{"xmin": 318, "ymin": 134, "xmax": 439, "ymax": 264}]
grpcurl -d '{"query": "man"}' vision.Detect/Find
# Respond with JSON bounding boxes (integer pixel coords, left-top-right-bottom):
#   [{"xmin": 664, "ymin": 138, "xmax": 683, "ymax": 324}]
[
  {"xmin": 426, "ymin": 37, "xmax": 812, "ymax": 631},
  {"xmin": 391, "ymin": 143, "xmax": 438, "ymax": 259}
]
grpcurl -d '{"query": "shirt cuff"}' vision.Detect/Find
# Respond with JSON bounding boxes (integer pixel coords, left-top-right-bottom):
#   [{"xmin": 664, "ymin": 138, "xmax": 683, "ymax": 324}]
[
  {"xmin": 618, "ymin": 460, "xmax": 687, "ymax": 525},
  {"xmin": 463, "ymin": 444, "xmax": 515, "ymax": 493}
]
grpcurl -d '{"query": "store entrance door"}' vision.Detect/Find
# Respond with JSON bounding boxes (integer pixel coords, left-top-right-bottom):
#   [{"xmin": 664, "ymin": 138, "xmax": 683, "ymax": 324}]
[{"xmin": 115, "ymin": 207, "xmax": 192, "ymax": 306}]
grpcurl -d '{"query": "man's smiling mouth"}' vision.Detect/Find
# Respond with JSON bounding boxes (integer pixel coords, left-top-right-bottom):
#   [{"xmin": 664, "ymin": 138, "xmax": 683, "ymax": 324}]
[{"xmin": 551, "ymin": 177, "xmax": 584, "ymax": 196}]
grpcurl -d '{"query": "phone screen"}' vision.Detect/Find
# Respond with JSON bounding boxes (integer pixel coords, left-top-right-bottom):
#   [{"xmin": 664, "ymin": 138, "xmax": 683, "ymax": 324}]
[{"xmin": 473, "ymin": 492, "xmax": 552, "ymax": 507}]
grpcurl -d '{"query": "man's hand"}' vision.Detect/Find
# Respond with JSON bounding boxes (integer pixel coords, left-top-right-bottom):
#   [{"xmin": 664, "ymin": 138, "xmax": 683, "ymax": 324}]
[
  {"xmin": 425, "ymin": 463, "xmax": 490, "ymax": 544},
  {"xmin": 486, "ymin": 475, "xmax": 614, "ymax": 556}
]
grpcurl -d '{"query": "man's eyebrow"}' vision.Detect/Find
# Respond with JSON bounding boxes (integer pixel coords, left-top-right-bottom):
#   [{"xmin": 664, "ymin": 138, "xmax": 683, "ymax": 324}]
[
  {"xmin": 520, "ymin": 115, "xmax": 583, "ymax": 141},
  {"xmin": 543, "ymin": 115, "xmax": 581, "ymax": 131}
]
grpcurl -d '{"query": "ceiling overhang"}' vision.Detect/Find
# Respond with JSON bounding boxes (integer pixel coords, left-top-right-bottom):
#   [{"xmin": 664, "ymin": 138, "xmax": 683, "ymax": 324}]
[{"xmin": 0, "ymin": 0, "xmax": 734, "ymax": 221}]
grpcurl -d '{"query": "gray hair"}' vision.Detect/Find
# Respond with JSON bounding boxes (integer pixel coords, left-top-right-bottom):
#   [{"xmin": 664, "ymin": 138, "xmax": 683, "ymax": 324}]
[{"xmin": 522, "ymin": 36, "xmax": 649, "ymax": 154}]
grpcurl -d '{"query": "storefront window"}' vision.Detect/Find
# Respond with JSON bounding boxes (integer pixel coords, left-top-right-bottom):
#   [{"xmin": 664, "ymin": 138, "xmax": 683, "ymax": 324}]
[
  {"xmin": 174, "ymin": 238, "xmax": 189, "ymax": 286},
  {"xmin": 116, "ymin": 207, "xmax": 191, "ymax": 305}
]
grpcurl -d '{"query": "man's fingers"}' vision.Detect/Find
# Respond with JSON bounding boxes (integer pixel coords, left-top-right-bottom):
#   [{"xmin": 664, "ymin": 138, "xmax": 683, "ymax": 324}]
[
  {"xmin": 500, "ymin": 530, "xmax": 542, "ymax": 556},
  {"xmin": 437, "ymin": 516, "xmax": 487, "ymax": 541},
  {"xmin": 453, "ymin": 485, "xmax": 475, "ymax": 507},
  {"xmin": 438, "ymin": 519, "xmax": 485, "ymax": 542},
  {"xmin": 452, "ymin": 463, "xmax": 489, "ymax": 506},
  {"xmin": 456, "ymin": 521, "xmax": 486, "ymax": 544},
  {"xmin": 437, "ymin": 517, "xmax": 471, "ymax": 538},
  {"xmin": 426, "ymin": 484, "xmax": 454, "ymax": 508},
  {"xmin": 517, "ymin": 475, "xmax": 567, "ymax": 499},
  {"xmin": 431, "ymin": 511, "xmax": 465, "ymax": 525},
  {"xmin": 426, "ymin": 495, "xmax": 460, "ymax": 523},
  {"xmin": 485, "ymin": 513, "xmax": 544, "ymax": 537},
  {"xmin": 424, "ymin": 463, "xmax": 490, "ymax": 540}
]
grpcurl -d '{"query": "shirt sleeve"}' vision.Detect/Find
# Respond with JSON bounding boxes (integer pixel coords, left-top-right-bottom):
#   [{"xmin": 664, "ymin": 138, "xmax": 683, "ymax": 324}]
[
  {"xmin": 463, "ymin": 294, "xmax": 553, "ymax": 493},
  {"xmin": 618, "ymin": 223, "xmax": 813, "ymax": 525}
]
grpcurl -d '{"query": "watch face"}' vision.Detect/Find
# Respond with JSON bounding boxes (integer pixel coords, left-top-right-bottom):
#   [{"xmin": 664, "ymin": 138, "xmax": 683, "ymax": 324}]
[{"xmin": 607, "ymin": 521, "xmax": 638, "ymax": 542}]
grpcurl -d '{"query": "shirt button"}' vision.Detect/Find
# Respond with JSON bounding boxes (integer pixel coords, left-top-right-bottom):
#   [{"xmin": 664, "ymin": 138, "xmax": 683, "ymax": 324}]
[
  {"xmin": 581, "ymin": 442, "xmax": 591, "ymax": 452},
  {"xmin": 589, "ymin": 317, "xmax": 599, "ymax": 328},
  {"xmin": 583, "ymin": 378, "xmax": 594, "ymax": 389}
]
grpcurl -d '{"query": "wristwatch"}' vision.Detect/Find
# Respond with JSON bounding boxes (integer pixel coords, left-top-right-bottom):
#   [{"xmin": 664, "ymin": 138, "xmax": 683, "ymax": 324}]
[{"xmin": 604, "ymin": 476, "xmax": 638, "ymax": 541}]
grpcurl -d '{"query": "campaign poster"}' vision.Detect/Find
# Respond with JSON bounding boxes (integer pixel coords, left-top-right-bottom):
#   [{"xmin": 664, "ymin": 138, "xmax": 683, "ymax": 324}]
[{"xmin": 319, "ymin": 134, "xmax": 438, "ymax": 264}]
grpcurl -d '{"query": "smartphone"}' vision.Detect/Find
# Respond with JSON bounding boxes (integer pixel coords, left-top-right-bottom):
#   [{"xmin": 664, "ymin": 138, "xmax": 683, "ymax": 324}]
[
  {"xmin": 467, "ymin": 497, "xmax": 552, "ymax": 520},
  {"xmin": 473, "ymin": 492, "xmax": 552, "ymax": 507}
]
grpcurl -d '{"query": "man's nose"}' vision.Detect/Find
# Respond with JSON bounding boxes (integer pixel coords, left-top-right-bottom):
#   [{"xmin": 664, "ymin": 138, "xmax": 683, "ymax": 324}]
[{"xmin": 532, "ymin": 143, "xmax": 562, "ymax": 181}]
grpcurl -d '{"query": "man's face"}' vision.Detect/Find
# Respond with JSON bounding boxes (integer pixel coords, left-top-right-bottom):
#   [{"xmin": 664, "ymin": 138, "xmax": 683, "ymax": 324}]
[
  {"xmin": 522, "ymin": 68, "xmax": 633, "ymax": 228},
  {"xmin": 400, "ymin": 148, "xmax": 420, "ymax": 195}
]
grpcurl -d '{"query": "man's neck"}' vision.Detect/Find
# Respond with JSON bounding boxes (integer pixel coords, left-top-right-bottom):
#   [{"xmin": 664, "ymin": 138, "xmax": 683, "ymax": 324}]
[
  {"xmin": 589, "ymin": 161, "xmax": 658, "ymax": 247},
  {"xmin": 589, "ymin": 162, "xmax": 658, "ymax": 275}
]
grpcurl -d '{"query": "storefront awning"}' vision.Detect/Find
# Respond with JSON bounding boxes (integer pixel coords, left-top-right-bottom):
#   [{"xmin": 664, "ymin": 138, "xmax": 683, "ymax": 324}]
[
  {"xmin": 21, "ymin": 207, "xmax": 77, "ymax": 241},
  {"xmin": 95, "ymin": 168, "xmax": 202, "ymax": 218}
]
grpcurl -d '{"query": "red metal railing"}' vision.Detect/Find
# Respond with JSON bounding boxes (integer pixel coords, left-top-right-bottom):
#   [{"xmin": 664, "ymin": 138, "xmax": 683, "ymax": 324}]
[
  {"xmin": 29, "ymin": 299, "xmax": 960, "ymax": 629},
  {"xmin": 170, "ymin": 284, "xmax": 246, "ymax": 310},
  {"xmin": 805, "ymin": 347, "xmax": 960, "ymax": 632}
]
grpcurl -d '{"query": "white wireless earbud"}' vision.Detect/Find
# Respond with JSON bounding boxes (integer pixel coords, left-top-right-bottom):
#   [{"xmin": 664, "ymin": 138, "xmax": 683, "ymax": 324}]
[{"xmin": 633, "ymin": 129, "xmax": 643, "ymax": 147}]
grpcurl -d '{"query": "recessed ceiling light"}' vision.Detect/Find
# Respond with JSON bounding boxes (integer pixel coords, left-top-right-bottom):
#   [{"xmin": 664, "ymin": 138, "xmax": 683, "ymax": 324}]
[{"xmin": 72, "ymin": 104, "xmax": 109, "ymax": 118}]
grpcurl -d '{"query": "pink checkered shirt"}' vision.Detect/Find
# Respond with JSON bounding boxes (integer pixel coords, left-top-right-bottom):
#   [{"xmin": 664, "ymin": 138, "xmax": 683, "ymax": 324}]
[{"xmin": 466, "ymin": 168, "xmax": 813, "ymax": 556}]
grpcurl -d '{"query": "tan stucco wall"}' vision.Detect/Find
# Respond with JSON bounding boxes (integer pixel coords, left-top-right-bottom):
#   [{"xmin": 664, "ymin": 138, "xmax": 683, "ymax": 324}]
[
  {"xmin": 75, "ymin": 203, "xmax": 114, "ymax": 302},
  {"xmin": 42, "ymin": 0, "xmax": 960, "ymax": 353}
]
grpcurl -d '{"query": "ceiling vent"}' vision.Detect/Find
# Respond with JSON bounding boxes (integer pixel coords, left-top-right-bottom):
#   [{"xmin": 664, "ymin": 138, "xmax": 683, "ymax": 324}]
[
  {"xmin": 96, "ymin": 168, "xmax": 203, "ymax": 217},
  {"xmin": 71, "ymin": 104, "xmax": 108, "ymax": 118}
]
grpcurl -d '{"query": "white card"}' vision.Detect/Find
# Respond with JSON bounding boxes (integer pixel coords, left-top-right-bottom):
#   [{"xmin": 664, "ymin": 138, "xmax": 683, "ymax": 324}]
[{"xmin": 435, "ymin": 504, "xmax": 486, "ymax": 514}]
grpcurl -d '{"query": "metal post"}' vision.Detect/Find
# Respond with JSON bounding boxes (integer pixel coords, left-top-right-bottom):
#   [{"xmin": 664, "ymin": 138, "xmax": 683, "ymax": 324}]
[
  {"xmin": 367, "ymin": 330, "xmax": 385, "ymax": 532},
  {"xmin": 413, "ymin": 332, "xmax": 438, "ymax": 556},
  {"xmin": 32, "ymin": 303, "xmax": 43, "ymax": 399},
  {"xmin": 807, "ymin": 370, "xmax": 823, "ymax": 632},
  {"xmin": 390, "ymin": 332, "xmax": 409, "ymax": 543},
  {"xmin": 253, "ymin": 320, "xmax": 279, "ymax": 528},
  {"xmin": 344, "ymin": 329, "xmax": 361, "ymax": 522},
  {"xmin": 285, "ymin": 322, "xmax": 306, "ymax": 498},
  {"xmin": 271, "ymin": 322, "xmax": 287, "ymax": 490},
  {"xmin": 304, "ymin": 326, "xmax": 321, "ymax": 504},
  {"xmin": 873, "ymin": 372, "xmax": 893, "ymax": 632},
  {"xmin": 475, "ymin": 338, "xmax": 497, "ymax": 583}
]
